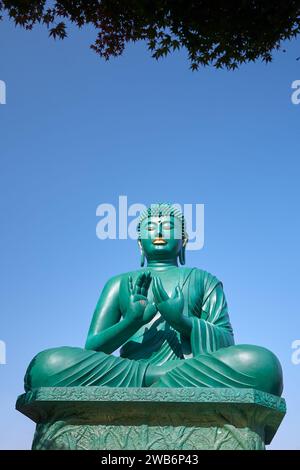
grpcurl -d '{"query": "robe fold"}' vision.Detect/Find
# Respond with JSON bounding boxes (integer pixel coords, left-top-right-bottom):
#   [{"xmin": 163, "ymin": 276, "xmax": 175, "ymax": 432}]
[{"xmin": 25, "ymin": 268, "xmax": 283, "ymax": 396}]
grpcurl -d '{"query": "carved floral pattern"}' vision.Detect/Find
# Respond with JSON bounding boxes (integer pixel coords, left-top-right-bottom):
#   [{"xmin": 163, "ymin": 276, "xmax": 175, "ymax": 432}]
[
  {"xmin": 19, "ymin": 386, "xmax": 286, "ymax": 412},
  {"xmin": 16, "ymin": 387, "xmax": 285, "ymax": 450},
  {"xmin": 32, "ymin": 422, "xmax": 265, "ymax": 450}
]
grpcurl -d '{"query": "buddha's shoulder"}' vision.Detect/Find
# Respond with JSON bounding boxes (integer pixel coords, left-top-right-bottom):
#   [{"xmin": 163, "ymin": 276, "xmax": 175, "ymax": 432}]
[
  {"xmin": 189, "ymin": 267, "xmax": 222, "ymax": 287},
  {"xmin": 100, "ymin": 272, "xmax": 127, "ymax": 290}
]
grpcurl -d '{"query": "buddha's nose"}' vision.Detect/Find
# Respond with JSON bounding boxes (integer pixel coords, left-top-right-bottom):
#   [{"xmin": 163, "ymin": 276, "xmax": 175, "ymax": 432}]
[{"xmin": 157, "ymin": 224, "xmax": 163, "ymax": 238}]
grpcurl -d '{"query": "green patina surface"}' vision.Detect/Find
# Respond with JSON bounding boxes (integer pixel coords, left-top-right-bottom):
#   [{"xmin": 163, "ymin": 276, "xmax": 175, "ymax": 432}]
[
  {"xmin": 17, "ymin": 203, "xmax": 286, "ymax": 450},
  {"xmin": 16, "ymin": 387, "xmax": 286, "ymax": 450},
  {"xmin": 24, "ymin": 204, "xmax": 284, "ymax": 394}
]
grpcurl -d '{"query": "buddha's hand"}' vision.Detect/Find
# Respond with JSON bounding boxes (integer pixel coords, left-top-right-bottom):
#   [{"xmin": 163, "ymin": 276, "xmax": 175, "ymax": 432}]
[
  {"xmin": 124, "ymin": 272, "xmax": 158, "ymax": 326},
  {"xmin": 152, "ymin": 276, "xmax": 186, "ymax": 332}
]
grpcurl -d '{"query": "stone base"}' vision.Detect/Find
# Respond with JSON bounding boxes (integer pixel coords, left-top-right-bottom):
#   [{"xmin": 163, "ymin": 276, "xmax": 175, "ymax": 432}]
[{"xmin": 16, "ymin": 387, "xmax": 286, "ymax": 450}]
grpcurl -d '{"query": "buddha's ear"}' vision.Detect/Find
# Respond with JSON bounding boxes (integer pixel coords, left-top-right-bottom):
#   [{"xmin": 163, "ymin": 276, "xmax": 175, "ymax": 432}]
[
  {"xmin": 138, "ymin": 239, "xmax": 145, "ymax": 267},
  {"xmin": 178, "ymin": 238, "xmax": 187, "ymax": 265}
]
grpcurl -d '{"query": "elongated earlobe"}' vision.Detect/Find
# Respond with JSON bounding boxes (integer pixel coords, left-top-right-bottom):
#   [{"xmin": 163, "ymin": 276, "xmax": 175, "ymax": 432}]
[
  {"xmin": 140, "ymin": 250, "xmax": 145, "ymax": 267},
  {"xmin": 179, "ymin": 237, "xmax": 188, "ymax": 265},
  {"xmin": 138, "ymin": 240, "xmax": 145, "ymax": 267},
  {"xmin": 179, "ymin": 246, "xmax": 186, "ymax": 265}
]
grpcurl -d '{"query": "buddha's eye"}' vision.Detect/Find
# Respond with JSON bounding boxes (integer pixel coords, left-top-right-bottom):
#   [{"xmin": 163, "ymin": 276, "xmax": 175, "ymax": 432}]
[
  {"xmin": 147, "ymin": 225, "xmax": 155, "ymax": 231},
  {"xmin": 163, "ymin": 223, "xmax": 173, "ymax": 230}
]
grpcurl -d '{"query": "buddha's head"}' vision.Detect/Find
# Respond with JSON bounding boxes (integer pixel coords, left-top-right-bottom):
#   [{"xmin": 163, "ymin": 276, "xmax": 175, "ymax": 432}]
[{"xmin": 137, "ymin": 203, "xmax": 188, "ymax": 266}]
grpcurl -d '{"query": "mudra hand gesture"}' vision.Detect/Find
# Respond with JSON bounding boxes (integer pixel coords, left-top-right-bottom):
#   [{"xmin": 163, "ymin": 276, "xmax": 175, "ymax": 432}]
[
  {"xmin": 125, "ymin": 272, "xmax": 158, "ymax": 326},
  {"xmin": 152, "ymin": 276, "xmax": 191, "ymax": 337}
]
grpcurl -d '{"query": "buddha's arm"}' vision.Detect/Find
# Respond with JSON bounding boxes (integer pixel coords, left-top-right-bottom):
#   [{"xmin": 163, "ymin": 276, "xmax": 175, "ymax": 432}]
[
  {"xmin": 85, "ymin": 275, "xmax": 142, "ymax": 354},
  {"xmin": 166, "ymin": 315, "xmax": 192, "ymax": 338},
  {"xmin": 191, "ymin": 280, "xmax": 234, "ymax": 355}
]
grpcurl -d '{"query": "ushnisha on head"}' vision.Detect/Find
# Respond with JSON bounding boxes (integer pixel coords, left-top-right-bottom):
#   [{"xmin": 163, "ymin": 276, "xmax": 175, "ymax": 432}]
[{"xmin": 137, "ymin": 203, "xmax": 188, "ymax": 266}]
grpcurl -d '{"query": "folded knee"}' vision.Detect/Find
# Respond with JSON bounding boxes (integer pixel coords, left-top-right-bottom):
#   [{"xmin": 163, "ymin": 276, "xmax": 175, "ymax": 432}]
[
  {"xmin": 246, "ymin": 345, "xmax": 283, "ymax": 396},
  {"xmin": 24, "ymin": 347, "xmax": 80, "ymax": 390},
  {"xmin": 216, "ymin": 344, "xmax": 283, "ymax": 396}
]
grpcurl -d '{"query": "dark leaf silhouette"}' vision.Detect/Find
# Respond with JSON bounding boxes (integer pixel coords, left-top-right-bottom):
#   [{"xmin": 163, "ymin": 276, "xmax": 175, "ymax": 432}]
[{"xmin": 1, "ymin": 1, "xmax": 300, "ymax": 70}]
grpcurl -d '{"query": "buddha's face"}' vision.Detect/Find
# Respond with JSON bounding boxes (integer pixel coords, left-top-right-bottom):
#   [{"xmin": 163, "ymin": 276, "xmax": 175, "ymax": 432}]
[{"xmin": 139, "ymin": 215, "xmax": 184, "ymax": 261}]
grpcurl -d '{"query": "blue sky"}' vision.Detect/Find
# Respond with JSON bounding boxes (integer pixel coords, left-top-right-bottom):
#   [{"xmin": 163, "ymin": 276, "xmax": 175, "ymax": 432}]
[{"xmin": 0, "ymin": 19, "xmax": 300, "ymax": 449}]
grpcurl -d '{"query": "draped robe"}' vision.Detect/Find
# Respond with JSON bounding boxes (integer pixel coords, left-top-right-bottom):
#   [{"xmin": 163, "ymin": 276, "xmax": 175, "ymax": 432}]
[{"xmin": 24, "ymin": 268, "xmax": 283, "ymax": 396}]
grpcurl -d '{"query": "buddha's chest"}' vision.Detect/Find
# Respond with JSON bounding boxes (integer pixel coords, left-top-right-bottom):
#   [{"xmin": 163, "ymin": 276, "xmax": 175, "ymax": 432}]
[{"xmin": 118, "ymin": 269, "xmax": 195, "ymax": 315}]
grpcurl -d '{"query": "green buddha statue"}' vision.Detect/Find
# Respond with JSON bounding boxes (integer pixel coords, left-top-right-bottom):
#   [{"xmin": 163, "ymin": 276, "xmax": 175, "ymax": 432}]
[{"xmin": 24, "ymin": 203, "xmax": 283, "ymax": 395}]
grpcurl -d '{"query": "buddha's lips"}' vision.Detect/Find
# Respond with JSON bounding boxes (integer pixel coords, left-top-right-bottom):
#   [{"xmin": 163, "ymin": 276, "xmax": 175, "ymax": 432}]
[{"xmin": 152, "ymin": 238, "xmax": 167, "ymax": 245}]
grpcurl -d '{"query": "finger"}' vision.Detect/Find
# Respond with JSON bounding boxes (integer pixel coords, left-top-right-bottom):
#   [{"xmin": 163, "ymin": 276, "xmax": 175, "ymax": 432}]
[
  {"xmin": 128, "ymin": 275, "xmax": 133, "ymax": 295},
  {"xmin": 145, "ymin": 301, "xmax": 157, "ymax": 314},
  {"xmin": 156, "ymin": 277, "xmax": 169, "ymax": 302},
  {"xmin": 141, "ymin": 271, "xmax": 151, "ymax": 296},
  {"xmin": 134, "ymin": 272, "xmax": 145, "ymax": 295},
  {"xmin": 133, "ymin": 294, "xmax": 147, "ymax": 302},
  {"xmin": 144, "ymin": 302, "xmax": 158, "ymax": 322},
  {"xmin": 145, "ymin": 271, "xmax": 152, "ymax": 289},
  {"xmin": 140, "ymin": 271, "xmax": 148, "ymax": 296},
  {"xmin": 142, "ymin": 271, "xmax": 151, "ymax": 297},
  {"xmin": 152, "ymin": 277, "xmax": 162, "ymax": 304}
]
